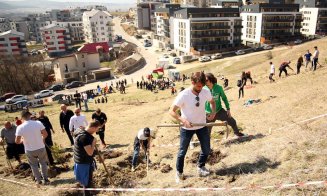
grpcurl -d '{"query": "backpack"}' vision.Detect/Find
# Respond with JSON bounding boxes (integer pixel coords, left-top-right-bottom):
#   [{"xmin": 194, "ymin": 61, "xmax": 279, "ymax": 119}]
[{"xmin": 237, "ymin": 79, "xmax": 242, "ymax": 87}]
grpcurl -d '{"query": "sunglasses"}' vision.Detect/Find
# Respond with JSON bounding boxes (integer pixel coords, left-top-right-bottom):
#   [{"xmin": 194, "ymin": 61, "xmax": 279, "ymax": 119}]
[{"xmin": 195, "ymin": 96, "xmax": 200, "ymax": 107}]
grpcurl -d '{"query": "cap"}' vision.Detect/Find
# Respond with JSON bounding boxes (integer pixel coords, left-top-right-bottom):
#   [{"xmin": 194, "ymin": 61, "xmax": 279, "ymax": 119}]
[{"xmin": 21, "ymin": 110, "xmax": 32, "ymax": 118}]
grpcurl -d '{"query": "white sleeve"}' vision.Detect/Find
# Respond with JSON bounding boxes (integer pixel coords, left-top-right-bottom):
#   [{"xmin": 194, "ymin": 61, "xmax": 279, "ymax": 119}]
[
  {"xmin": 15, "ymin": 127, "xmax": 22, "ymax": 136},
  {"xmin": 69, "ymin": 117, "xmax": 74, "ymax": 132},
  {"xmin": 137, "ymin": 129, "xmax": 143, "ymax": 140},
  {"xmin": 173, "ymin": 91, "xmax": 184, "ymax": 108},
  {"xmin": 204, "ymin": 89, "xmax": 213, "ymax": 101},
  {"xmin": 38, "ymin": 121, "xmax": 45, "ymax": 130},
  {"xmin": 84, "ymin": 116, "xmax": 88, "ymax": 127}
]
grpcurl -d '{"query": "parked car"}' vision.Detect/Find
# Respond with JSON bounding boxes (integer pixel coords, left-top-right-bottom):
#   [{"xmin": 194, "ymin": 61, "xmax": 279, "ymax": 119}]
[
  {"xmin": 114, "ymin": 35, "xmax": 123, "ymax": 42},
  {"xmin": 134, "ymin": 34, "xmax": 142, "ymax": 39},
  {"xmin": 235, "ymin": 50, "xmax": 245, "ymax": 55},
  {"xmin": 13, "ymin": 100, "xmax": 29, "ymax": 109},
  {"xmin": 199, "ymin": 56, "xmax": 211, "ymax": 62},
  {"xmin": 170, "ymin": 52, "xmax": 177, "ymax": 57},
  {"xmin": 65, "ymin": 81, "xmax": 85, "ymax": 89},
  {"xmin": 211, "ymin": 53, "xmax": 223, "ymax": 60},
  {"xmin": 5, "ymin": 95, "xmax": 28, "ymax": 104},
  {"xmin": 173, "ymin": 57, "xmax": 181, "ymax": 64},
  {"xmin": 0, "ymin": 92, "xmax": 16, "ymax": 102},
  {"xmin": 162, "ymin": 54, "xmax": 169, "ymax": 58},
  {"xmin": 166, "ymin": 47, "xmax": 172, "ymax": 51},
  {"xmin": 34, "ymin": 90, "xmax": 54, "ymax": 99},
  {"xmin": 52, "ymin": 94, "xmax": 65, "ymax": 102},
  {"xmin": 294, "ymin": 39, "xmax": 302, "ymax": 44},
  {"xmin": 263, "ymin": 45, "xmax": 273, "ymax": 50},
  {"xmin": 144, "ymin": 42, "xmax": 152, "ymax": 47},
  {"xmin": 48, "ymin": 84, "xmax": 64, "ymax": 91}
]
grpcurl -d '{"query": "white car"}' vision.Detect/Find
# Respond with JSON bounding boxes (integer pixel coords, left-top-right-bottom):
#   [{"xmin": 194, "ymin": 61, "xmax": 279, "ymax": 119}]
[
  {"xmin": 5, "ymin": 95, "xmax": 28, "ymax": 104},
  {"xmin": 235, "ymin": 50, "xmax": 245, "ymax": 55},
  {"xmin": 166, "ymin": 47, "xmax": 172, "ymax": 51},
  {"xmin": 162, "ymin": 54, "xmax": 169, "ymax": 58},
  {"xmin": 34, "ymin": 90, "xmax": 54, "ymax": 99},
  {"xmin": 199, "ymin": 56, "xmax": 211, "ymax": 62},
  {"xmin": 294, "ymin": 39, "xmax": 302, "ymax": 44},
  {"xmin": 211, "ymin": 53, "xmax": 223, "ymax": 60}
]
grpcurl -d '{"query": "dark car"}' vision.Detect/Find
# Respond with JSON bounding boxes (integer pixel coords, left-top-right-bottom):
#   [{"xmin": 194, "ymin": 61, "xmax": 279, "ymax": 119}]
[
  {"xmin": 65, "ymin": 81, "xmax": 85, "ymax": 89},
  {"xmin": 0, "ymin": 92, "xmax": 16, "ymax": 102},
  {"xmin": 48, "ymin": 84, "xmax": 64, "ymax": 91},
  {"xmin": 52, "ymin": 94, "xmax": 65, "ymax": 102}
]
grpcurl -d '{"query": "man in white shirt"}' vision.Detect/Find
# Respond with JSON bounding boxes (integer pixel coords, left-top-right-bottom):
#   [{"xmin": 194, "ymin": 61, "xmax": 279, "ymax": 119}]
[
  {"xmin": 69, "ymin": 108, "xmax": 88, "ymax": 136},
  {"xmin": 82, "ymin": 92, "xmax": 88, "ymax": 112},
  {"xmin": 15, "ymin": 110, "xmax": 49, "ymax": 185},
  {"xmin": 131, "ymin": 127, "xmax": 155, "ymax": 171},
  {"xmin": 269, "ymin": 62, "xmax": 275, "ymax": 82},
  {"xmin": 312, "ymin": 46, "xmax": 319, "ymax": 71},
  {"xmin": 169, "ymin": 72, "xmax": 216, "ymax": 183}
]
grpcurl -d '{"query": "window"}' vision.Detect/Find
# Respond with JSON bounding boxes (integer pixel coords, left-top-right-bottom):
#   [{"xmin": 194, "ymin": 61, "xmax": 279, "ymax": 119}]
[
  {"xmin": 65, "ymin": 64, "xmax": 68, "ymax": 72},
  {"xmin": 82, "ymin": 54, "xmax": 84, "ymax": 58},
  {"xmin": 0, "ymin": 38, "xmax": 5, "ymax": 41},
  {"xmin": 82, "ymin": 62, "xmax": 85, "ymax": 67}
]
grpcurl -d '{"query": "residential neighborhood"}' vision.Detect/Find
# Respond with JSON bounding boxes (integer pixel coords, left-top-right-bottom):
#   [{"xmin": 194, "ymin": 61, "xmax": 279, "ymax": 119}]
[{"xmin": 0, "ymin": 0, "xmax": 327, "ymax": 195}]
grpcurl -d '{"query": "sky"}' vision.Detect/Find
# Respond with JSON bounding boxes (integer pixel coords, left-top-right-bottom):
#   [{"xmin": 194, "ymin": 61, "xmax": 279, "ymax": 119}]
[{"xmin": 1, "ymin": 0, "xmax": 136, "ymax": 3}]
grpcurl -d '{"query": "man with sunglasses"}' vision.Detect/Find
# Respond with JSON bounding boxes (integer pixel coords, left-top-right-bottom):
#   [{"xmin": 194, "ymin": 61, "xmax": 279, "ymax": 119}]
[
  {"xmin": 69, "ymin": 108, "xmax": 89, "ymax": 137},
  {"xmin": 170, "ymin": 72, "xmax": 216, "ymax": 183}
]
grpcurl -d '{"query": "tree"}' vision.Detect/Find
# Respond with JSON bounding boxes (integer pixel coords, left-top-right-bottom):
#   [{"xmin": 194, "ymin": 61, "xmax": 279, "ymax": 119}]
[{"xmin": 0, "ymin": 55, "xmax": 54, "ymax": 94}]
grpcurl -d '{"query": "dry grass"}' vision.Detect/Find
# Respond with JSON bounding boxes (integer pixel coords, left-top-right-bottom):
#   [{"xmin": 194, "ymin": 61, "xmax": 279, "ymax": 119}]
[{"xmin": 0, "ymin": 38, "xmax": 327, "ymax": 195}]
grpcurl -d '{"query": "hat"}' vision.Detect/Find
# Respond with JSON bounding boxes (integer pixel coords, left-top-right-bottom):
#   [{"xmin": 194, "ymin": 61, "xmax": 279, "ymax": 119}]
[
  {"xmin": 21, "ymin": 110, "xmax": 32, "ymax": 118},
  {"xmin": 143, "ymin": 127, "xmax": 151, "ymax": 138}
]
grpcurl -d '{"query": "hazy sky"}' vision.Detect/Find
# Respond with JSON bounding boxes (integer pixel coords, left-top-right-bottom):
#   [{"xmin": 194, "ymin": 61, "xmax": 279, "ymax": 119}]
[{"xmin": 1, "ymin": 0, "xmax": 136, "ymax": 3}]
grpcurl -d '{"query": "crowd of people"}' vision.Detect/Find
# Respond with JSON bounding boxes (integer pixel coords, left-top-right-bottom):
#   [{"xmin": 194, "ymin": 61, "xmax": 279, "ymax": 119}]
[{"xmin": 136, "ymin": 77, "xmax": 174, "ymax": 93}]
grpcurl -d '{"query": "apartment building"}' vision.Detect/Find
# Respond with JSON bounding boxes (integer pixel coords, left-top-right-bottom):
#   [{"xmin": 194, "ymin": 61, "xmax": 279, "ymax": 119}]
[
  {"xmin": 241, "ymin": 3, "xmax": 302, "ymax": 46},
  {"xmin": 53, "ymin": 52, "xmax": 112, "ymax": 84},
  {"xmin": 40, "ymin": 24, "xmax": 72, "ymax": 56},
  {"xmin": 26, "ymin": 14, "xmax": 51, "ymax": 42},
  {"xmin": 83, "ymin": 9, "xmax": 114, "ymax": 43},
  {"xmin": 0, "ymin": 18, "xmax": 11, "ymax": 33},
  {"xmin": 0, "ymin": 30, "xmax": 28, "ymax": 57},
  {"xmin": 154, "ymin": 4, "xmax": 182, "ymax": 48},
  {"xmin": 49, "ymin": 10, "xmax": 71, "ymax": 22},
  {"xmin": 211, "ymin": 0, "xmax": 243, "ymax": 8},
  {"xmin": 136, "ymin": 2, "xmax": 163, "ymax": 30},
  {"xmin": 51, "ymin": 21, "xmax": 84, "ymax": 42},
  {"xmin": 10, "ymin": 21, "xmax": 30, "ymax": 41},
  {"xmin": 294, "ymin": 0, "xmax": 327, "ymax": 8},
  {"xmin": 172, "ymin": 8, "xmax": 242, "ymax": 56},
  {"xmin": 301, "ymin": 7, "xmax": 327, "ymax": 38},
  {"xmin": 183, "ymin": 0, "xmax": 213, "ymax": 7}
]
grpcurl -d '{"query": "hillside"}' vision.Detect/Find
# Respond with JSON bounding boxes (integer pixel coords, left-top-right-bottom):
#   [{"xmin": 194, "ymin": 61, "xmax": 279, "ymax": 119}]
[{"xmin": 0, "ymin": 38, "xmax": 326, "ymax": 195}]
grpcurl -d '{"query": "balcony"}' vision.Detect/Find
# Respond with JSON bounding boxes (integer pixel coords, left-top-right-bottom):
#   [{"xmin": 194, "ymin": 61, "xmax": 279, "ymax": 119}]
[
  {"xmin": 191, "ymin": 33, "xmax": 230, "ymax": 38},
  {"xmin": 263, "ymin": 18, "xmax": 294, "ymax": 22},
  {"xmin": 191, "ymin": 41, "xmax": 230, "ymax": 47},
  {"xmin": 191, "ymin": 26, "xmax": 230, "ymax": 31},
  {"xmin": 263, "ymin": 26, "xmax": 293, "ymax": 30},
  {"xmin": 234, "ymin": 25, "xmax": 243, "ymax": 28},
  {"xmin": 106, "ymin": 22, "xmax": 115, "ymax": 26}
]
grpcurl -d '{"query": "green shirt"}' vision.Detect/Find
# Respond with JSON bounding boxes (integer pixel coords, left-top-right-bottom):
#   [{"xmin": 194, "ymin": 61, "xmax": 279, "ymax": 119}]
[{"xmin": 204, "ymin": 84, "xmax": 230, "ymax": 114}]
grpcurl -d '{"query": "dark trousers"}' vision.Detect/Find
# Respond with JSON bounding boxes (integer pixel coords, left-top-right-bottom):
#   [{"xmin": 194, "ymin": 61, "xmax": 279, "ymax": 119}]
[
  {"xmin": 207, "ymin": 108, "xmax": 240, "ymax": 135},
  {"xmin": 279, "ymin": 69, "xmax": 288, "ymax": 77},
  {"xmin": 96, "ymin": 127, "xmax": 106, "ymax": 145},
  {"xmin": 45, "ymin": 135, "xmax": 54, "ymax": 165},
  {"xmin": 6, "ymin": 143, "xmax": 24, "ymax": 161},
  {"xmin": 132, "ymin": 137, "xmax": 148, "ymax": 167},
  {"xmin": 269, "ymin": 73, "xmax": 275, "ymax": 82},
  {"xmin": 239, "ymin": 87, "xmax": 244, "ymax": 99},
  {"xmin": 297, "ymin": 64, "xmax": 302, "ymax": 74},
  {"xmin": 64, "ymin": 127, "xmax": 74, "ymax": 145},
  {"xmin": 312, "ymin": 58, "xmax": 318, "ymax": 71},
  {"xmin": 75, "ymin": 101, "xmax": 81, "ymax": 109},
  {"xmin": 245, "ymin": 77, "xmax": 253, "ymax": 85},
  {"xmin": 176, "ymin": 127, "xmax": 210, "ymax": 173}
]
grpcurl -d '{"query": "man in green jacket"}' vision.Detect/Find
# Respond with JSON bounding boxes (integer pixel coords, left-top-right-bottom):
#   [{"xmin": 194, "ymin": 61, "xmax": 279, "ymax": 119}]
[{"xmin": 204, "ymin": 73, "xmax": 245, "ymax": 138}]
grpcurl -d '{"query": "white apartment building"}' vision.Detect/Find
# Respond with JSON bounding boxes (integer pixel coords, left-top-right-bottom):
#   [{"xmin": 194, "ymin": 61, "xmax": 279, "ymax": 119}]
[
  {"xmin": 183, "ymin": 0, "xmax": 213, "ymax": 7},
  {"xmin": 82, "ymin": 9, "xmax": 114, "ymax": 43},
  {"xmin": 0, "ymin": 30, "xmax": 27, "ymax": 56},
  {"xmin": 301, "ymin": 7, "xmax": 327, "ymax": 38},
  {"xmin": 50, "ymin": 21, "xmax": 84, "ymax": 42},
  {"xmin": 40, "ymin": 24, "xmax": 72, "ymax": 56}
]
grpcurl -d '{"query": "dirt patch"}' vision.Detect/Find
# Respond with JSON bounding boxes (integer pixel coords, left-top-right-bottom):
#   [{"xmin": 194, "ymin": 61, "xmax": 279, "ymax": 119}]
[
  {"xmin": 186, "ymin": 150, "xmax": 226, "ymax": 166},
  {"xmin": 48, "ymin": 164, "xmax": 70, "ymax": 178},
  {"xmin": 101, "ymin": 151, "xmax": 123, "ymax": 159},
  {"xmin": 160, "ymin": 164, "xmax": 172, "ymax": 173}
]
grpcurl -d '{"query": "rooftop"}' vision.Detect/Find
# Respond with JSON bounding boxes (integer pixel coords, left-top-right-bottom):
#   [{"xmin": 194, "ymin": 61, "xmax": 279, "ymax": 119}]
[
  {"xmin": 78, "ymin": 42, "xmax": 110, "ymax": 53},
  {"xmin": 0, "ymin": 30, "xmax": 24, "ymax": 37},
  {"xmin": 83, "ymin": 9, "xmax": 112, "ymax": 17}
]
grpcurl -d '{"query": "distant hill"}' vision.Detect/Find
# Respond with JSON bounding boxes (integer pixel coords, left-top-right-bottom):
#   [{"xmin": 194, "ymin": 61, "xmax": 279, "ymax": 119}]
[{"xmin": 0, "ymin": 0, "xmax": 135, "ymax": 13}]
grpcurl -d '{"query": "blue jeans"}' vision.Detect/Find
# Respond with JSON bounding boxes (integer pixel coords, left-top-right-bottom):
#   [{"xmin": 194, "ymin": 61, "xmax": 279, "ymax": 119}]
[
  {"xmin": 132, "ymin": 137, "xmax": 148, "ymax": 167},
  {"xmin": 176, "ymin": 126, "xmax": 210, "ymax": 173},
  {"xmin": 84, "ymin": 100, "xmax": 88, "ymax": 111}
]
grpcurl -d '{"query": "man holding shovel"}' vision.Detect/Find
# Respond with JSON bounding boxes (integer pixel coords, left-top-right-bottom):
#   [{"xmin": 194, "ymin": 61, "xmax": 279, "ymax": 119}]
[
  {"xmin": 169, "ymin": 72, "xmax": 216, "ymax": 183},
  {"xmin": 73, "ymin": 120, "xmax": 101, "ymax": 196},
  {"xmin": 131, "ymin": 127, "xmax": 155, "ymax": 172}
]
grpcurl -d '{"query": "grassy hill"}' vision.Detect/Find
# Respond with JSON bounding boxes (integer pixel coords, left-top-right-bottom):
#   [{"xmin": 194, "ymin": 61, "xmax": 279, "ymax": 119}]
[{"xmin": 0, "ymin": 38, "xmax": 326, "ymax": 195}]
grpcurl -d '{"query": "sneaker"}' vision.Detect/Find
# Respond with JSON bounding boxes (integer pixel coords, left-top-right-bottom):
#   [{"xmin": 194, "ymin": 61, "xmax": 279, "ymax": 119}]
[
  {"xmin": 234, "ymin": 132, "xmax": 248, "ymax": 138},
  {"xmin": 197, "ymin": 166, "xmax": 210, "ymax": 177},
  {"xmin": 175, "ymin": 172, "xmax": 185, "ymax": 183},
  {"xmin": 43, "ymin": 179, "xmax": 50, "ymax": 185},
  {"xmin": 190, "ymin": 143, "xmax": 195, "ymax": 150},
  {"xmin": 35, "ymin": 180, "xmax": 42, "ymax": 187},
  {"xmin": 131, "ymin": 166, "xmax": 135, "ymax": 172}
]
